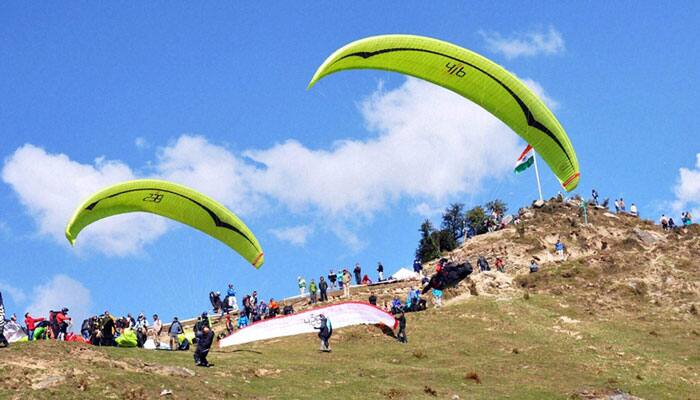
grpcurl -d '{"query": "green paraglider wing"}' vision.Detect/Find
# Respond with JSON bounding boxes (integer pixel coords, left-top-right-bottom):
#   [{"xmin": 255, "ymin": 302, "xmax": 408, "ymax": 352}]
[
  {"xmin": 308, "ymin": 34, "xmax": 580, "ymax": 191},
  {"xmin": 65, "ymin": 179, "xmax": 264, "ymax": 267}
]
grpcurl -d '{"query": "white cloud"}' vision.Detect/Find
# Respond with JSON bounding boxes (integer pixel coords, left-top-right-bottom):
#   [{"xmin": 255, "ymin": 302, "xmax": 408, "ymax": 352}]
[
  {"xmin": 27, "ymin": 274, "xmax": 92, "ymax": 326},
  {"xmin": 521, "ymin": 78, "xmax": 560, "ymax": 110},
  {"xmin": 3, "ymin": 78, "xmax": 533, "ymax": 254},
  {"xmin": 135, "ymin": 137, "xmax": 150, "ymax": 150},
  {"xmin": 480, "ymin": 26, "xmax": 565, "ymax": 59},
  {"xmin": 2, "ymin": 145, "xmax": 168, "ymax": 256},
  {"xmin": 156, "ymin": 135, "xmax": 262, "ymax": 216},
  {"xmin": 412, "ymin": 202, "xmax": 443, "ymax": 218},
  {"xmin": 247, "ymin": 78, "xmax": 520, "ymax": 216},
  {"xmin": 673, "ymin": 153, "xmax": 700, "ymax": 216},
  {"xmin": 0, "ymin": 281, "xmax": 27, "ymax": 304},
  {"xmin": 269, "ymin": 225, "xmax": 314, "ymax": 246}
]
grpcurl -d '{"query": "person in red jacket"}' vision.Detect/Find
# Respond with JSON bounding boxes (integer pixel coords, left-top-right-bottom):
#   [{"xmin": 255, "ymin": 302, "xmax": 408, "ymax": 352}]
[
  {"xmin": 55, "ymin": 308, "xmax": 71, "ymax": 340},
  {"xmin": 24, "ymin": 313, "xmax": 45, "ymax": 341}
]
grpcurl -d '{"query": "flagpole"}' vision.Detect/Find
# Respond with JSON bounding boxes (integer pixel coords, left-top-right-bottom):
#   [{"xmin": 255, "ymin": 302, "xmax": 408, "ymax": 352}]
[{"xmin": 533, "ymin": 151, "xmax": 544, "ymax": 201}]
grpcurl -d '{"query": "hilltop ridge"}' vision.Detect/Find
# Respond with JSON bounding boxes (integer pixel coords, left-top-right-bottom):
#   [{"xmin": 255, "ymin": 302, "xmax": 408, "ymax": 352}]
[{"xmin": 1, "ymin": 199, "xmax": 698, "ymax": 400}]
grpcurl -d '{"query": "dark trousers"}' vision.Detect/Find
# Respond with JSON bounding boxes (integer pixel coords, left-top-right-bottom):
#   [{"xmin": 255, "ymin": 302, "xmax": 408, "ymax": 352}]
[
  {"xmin": 397, "ymin": 327, "xmax": 407, "ymax": 343},
  {"xmin": 0, "ymin": 329, "xmax": 8, "ymax": 347},
  {"xmin": 320, "ymin": 290, "xmax": 328, "ymax": 302},
  {"xmin": 194, "ymin": 348, "xmax": 210, "ymax": 366}
]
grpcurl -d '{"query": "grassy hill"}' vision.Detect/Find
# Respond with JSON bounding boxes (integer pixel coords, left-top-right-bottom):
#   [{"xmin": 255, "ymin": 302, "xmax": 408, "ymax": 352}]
[{"xmin": 1, "ymin": 200, "xmax": 698, "ymax": 399}]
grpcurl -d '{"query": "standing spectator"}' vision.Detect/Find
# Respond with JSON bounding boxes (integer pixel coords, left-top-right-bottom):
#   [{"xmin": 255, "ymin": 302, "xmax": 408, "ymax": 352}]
[
  {"xmin": 237, "ymin": 313, "xmax": 249, "ymax": 328},
  {"xmin": 353, "ymin": 263, "xmax": 362, "ymax": 285},
  {"xmin": 377, "ymin": 261, "xmax": 385, "ymax": 282},
  {"xmin": 668, "ymin": 217, "xmax": 676, "ymax": 230},
  {"xmin": 342, "ymin": 270, "xmax": 351, "ymax": 298},
  {"xmin": 619, "ymin": 198, "xmax": 626, "ymax": 212},
  {"xmin": 614, "ymin": 199, "xmax": 620, "ymax": 213},
  {"xmin": 368, "ymin": 292, "xmax": 377, "ymax": 306},
  {"xmin": 432, "ymin": 288, "xmax": 443, "ymax": 308},
  {"xmin": 630, "ymin": 203, "xmax": 638, "ymax": 216},
  {"xmin": 318, "ymin": 277, "xmax": 328, "ymax": 302},
  {"xmin": 298, "ymin": 276, "xmax": 307, "ymax": 296},
  {"xmin": 24, "ymin": 312, "xmax": 45, "ymax": 342},
  {"xmin": 592, "ymin": 189, "xmax": 599, "ymax": 205},
  {"xmin": 316, "ymin": 314, "xmax": 332, "ymax": 352},
  {"xmin": 80, "ymin": 317, "xmax": 93, "ymax": 340},
  {"xmin": 268, "ymin": 298, "xmax": 280, "ymax": 316},
  {"xmin": 328, "ymin": 270, "xmax": 337, "ymax": 290},
  {"xmin": 495, "ymin": 257, "xmax": 505, "ymax": 273},
  {"xmin": 555, "ymin": 239, "xmax": 565, "ymax": 260},
  {"xmin": 336, "ymin": 270, "xmax": 344, "ymax": 290},
  {"xmin": 477, "ymin": 256, "xmax": 490, "ymax": 272},
  {"xmin": 396, "ymin": 311, "xmax": 407, "ymax": 343},
  {"xmin": 126, "ymin": 313, "xmax": 136, "ymax": 329},
  {"xmin": 225, "ymin": 314, "xmax": 234, "ymax": 335},
  {"xmin": 56, "ymin": 308, "xmax": 71, "ymax": 340},
  {"xmin": 194, "ymin": 326, "xmax": 214, "ymax": 367},
  {"xmin": 168, "ymin": 317, "xmax": 183, "ymax": 351},
  {"xmin": 309, "ymin": 279, "xmax": 318, "ymax": 304},
  {"xmin": 152, "ymin": 314, "xmax": 162, "ymax": 348},
  {"xmin": 529, "ymin": 260, "xmax": 539, "ymax": 273},
  {"xmin": 413, "ymin": 258, "xmax": 423, "ymax": 275},
  {"xmin": 98, "ymin": 311, "xmax": 116, "ymax": 347},
  {"xmin": 225, "ymin": 284, "xmax": 238, "ymax": 313}
]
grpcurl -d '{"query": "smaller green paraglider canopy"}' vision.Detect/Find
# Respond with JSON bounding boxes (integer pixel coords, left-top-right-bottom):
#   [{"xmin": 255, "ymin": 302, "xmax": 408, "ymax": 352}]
[{"xmin": 65, "ymin": 179, "xmax": 264, "ymax": 268}]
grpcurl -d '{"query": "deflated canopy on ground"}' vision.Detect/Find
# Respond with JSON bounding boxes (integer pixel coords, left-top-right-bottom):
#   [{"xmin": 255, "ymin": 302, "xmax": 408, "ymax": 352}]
[
  {"xmin": 65, "ymin": 179, "xmax": 264, "ymax": 268},
  {"xmin": 220, "ymin": 301, "xmax": 397, "ymax": 348},
  {"xmin": 309, "ymin": 34, "xmax": 580, "ymax": 191}
]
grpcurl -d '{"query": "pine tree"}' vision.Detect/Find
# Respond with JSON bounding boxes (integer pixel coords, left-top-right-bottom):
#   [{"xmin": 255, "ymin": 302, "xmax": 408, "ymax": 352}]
[{"xmin": 416, "ymin": 219, "xmax": 441, "ymax": 263}]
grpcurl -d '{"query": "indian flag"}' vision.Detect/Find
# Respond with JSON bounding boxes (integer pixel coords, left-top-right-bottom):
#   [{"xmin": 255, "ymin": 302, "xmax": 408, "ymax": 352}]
[{"xmin": 514, "ymin": 144, "xmax": 535, "ymax": 174}]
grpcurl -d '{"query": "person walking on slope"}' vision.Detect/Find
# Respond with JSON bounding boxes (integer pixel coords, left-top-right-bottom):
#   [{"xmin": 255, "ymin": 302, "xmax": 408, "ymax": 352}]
[
  {"xmin": 316, "ymin": 314, "xmax": 332, "ymax": 352},
  {"xmin": 309, "ymin": 279, "xmax": 318, "ymax": 304},
  {"xmin": 377, "ymin": 261, "xmax": 385, "ymax": 282},
  {"xmin": 168, "ymin": 317, "xmax": 183, "ymax": 351},
  {"xmin": 298, "ymin": 276, "xmax": 306, "ymax": 296},
  {"xmin": 555, "ymin": 239, "xmax": 565, "ymax": 261},
  {"xmin": 318, "ymin": 277, "xmax": 328, "ymax": 302},
  {"xmin": 194, "ymin": 326, "xmax": 215, "ymax": 367},
  {"xmin": 353, "ymin": 263, "xmax": 362, "ymax": 285},
  {"xmin": 396, "ymin": 311, "xmax": 407, "ymax": 343},
  {"xmin": 477, "ymin": 256, "xmax": 490, "ymax": 272},
  {"xmin": 591, "ymin": 189, "xmax": 599, "ymax": 205}
]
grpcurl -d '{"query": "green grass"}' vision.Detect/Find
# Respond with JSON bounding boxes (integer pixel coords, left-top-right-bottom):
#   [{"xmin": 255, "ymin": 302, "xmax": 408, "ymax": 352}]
[{"xmin": 1, "ymin": 295, "xmax": 698, "ymax": 399}]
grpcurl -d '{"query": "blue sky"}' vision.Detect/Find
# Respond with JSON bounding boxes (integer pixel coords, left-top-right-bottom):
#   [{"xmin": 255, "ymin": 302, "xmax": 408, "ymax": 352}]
[{"xmin": 1, "ymin": 2, "xmax": 699, "ymax": 324}]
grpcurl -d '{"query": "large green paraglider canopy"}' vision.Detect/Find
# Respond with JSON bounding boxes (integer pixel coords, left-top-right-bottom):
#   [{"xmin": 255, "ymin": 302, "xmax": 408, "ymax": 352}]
[
  {"xmin": 308, "ymin": 34, "xmax": 580, "ymax": 191},
  {"xmin": 65, "ymin": 179, "xmax": 264, "ymax": 268}
]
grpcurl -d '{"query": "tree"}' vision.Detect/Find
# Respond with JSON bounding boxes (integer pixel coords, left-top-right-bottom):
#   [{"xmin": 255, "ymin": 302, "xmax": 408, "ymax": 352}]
[
  {"xmin": 485, "ymin": 199, "xmax": 508, "ymax": 216},
  {"xmin": 442, "ymin": 203, "xmax": 465, "ymax": 241},
  {"xmin": 465, "ymin": 206, "xmax": 487, "ymax": 235},
  {"xmin": 416, "ymin": 219, "xmax": 441, "ymax": 263}
]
